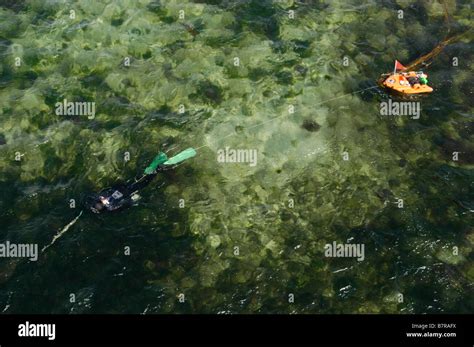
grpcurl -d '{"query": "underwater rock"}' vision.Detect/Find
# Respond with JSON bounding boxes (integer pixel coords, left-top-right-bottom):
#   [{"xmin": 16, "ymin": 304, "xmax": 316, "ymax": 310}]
[
  {"xmin": 398, "ymin": 159, "xmax": 408, "ymax": 167},
  {"xmin": 275, "ymin": 70, "xmax": 293, "ymax": 85},
  {"xmin": 294, "ymin": 64, "xmax": 308, "ymax": 77},
  {"xmin": 110, "ymin": 16, "xmax": 124, "ymax": 27},
  {"xmin": 388, "ymin": 178, "xmax": 400, "ymax": 188},
  {"xmin": 195, "ymin": 80, "xmax": 223, "ymax": 105},
  {"xmin": 0, "ymin": 133, "xmax": 6, "ymax": 145},
  {"xmin": 301, "ymin": 119, "xmax": 321, "ymax": 132},
  {"xmin": 280, "ymin": 210, "xmax": 292, "ymax": 221},
  {"xmin": 375, "ymin": 188, "xmax": 393, "ymax": 201}
]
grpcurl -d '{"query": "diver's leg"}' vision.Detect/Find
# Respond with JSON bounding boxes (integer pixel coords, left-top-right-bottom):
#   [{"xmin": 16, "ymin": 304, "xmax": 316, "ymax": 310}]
[{"xmin": 129, "ymin": 173, "xmax": 157, "ymax": 192}]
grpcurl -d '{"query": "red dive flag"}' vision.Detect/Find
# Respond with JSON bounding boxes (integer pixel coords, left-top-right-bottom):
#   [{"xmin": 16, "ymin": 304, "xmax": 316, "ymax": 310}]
[{"xmin": 394, "ymin": 60, "xmax": 406, "ymax": 72}]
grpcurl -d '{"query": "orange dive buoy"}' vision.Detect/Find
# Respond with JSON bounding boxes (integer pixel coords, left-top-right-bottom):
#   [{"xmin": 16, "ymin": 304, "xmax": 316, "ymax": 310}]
[{"xmin": 379, "ymin": 60, "xmax": 433, "ymax": 95}]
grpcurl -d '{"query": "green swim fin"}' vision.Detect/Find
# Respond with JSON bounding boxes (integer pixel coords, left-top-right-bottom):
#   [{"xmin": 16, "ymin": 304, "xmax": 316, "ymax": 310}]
[
  {"xmin": 163, "ymin": 148, "xmax": 197, "ymax": 166},
  {"xmin": 144, "ymin": 152, "xmax": 168, "ymax": 174}
]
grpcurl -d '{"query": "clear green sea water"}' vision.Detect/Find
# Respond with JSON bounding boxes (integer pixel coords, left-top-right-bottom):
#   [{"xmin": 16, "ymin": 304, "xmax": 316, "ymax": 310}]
[{"xmin": 0, "ymin": 0, "xmax": 472, "ymax": 313}]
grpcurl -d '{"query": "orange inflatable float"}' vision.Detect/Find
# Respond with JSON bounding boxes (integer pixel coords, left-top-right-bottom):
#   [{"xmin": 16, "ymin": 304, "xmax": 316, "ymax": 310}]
[{"xmin": 379, "ymin": 60, "xmax": 433, "ymax": 95}]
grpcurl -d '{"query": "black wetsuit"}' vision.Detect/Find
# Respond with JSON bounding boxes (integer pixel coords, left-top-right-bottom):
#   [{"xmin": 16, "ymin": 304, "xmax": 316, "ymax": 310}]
[{"xmin": 87, "ymin": 165, "xmax": 172, "ymax": 214}]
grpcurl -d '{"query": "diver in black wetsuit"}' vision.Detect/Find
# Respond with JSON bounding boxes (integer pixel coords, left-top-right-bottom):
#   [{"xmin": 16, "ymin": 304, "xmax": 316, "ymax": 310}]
[
  {"xmin": 87, "ymin": 167, "xmax": 165, "ymax": 214},
  {"xmin": 86, "ymin": 148, "xmax": 196, "ymax": 214}
]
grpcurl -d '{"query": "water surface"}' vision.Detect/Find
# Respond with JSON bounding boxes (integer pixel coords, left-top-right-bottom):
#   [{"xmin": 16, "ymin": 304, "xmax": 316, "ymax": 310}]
[{"xmin": 0, "ymin": 0, "xmax": 472, "ymax": 314}]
